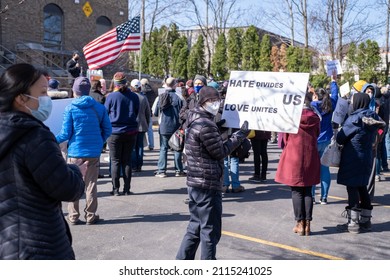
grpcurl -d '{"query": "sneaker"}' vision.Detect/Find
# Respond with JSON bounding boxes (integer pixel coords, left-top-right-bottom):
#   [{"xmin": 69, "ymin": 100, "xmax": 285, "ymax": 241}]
[
  {"xmin": 249, "ymin": 175, "xmax": 262, "ymax": 182},
  {"xmin": 155, "ymin": 171, "xmax": 167, "ymax": 178},
  {"xmin": 175, "ymin": 171, "xmax": 187, "ymax": 177},
  {"xmin": 221, "ymin": 186, "xmax": 230, "ymax": 193},
  {"xmin": 231, "ymin": 185, "xmax": 245, "ymax": 193},
  {"xmin": 183, "ymin": 198, "xmax": 190, "ymax": 204},
  {"xmin": 86, "ymin": 215, "xmax": 100, "ymax": 225},
  {"xmin": 375, "ymin": 175, "xmax": 381, "ymax": 182},
  {"xmin": 122, "ymin": 191, "xmax": 132, "ymax": 195},
  {"xmin": 312, "ymin": 198, "xmax": 317, "ymax": 205},
  {"xmin": 320, "ymin": 198, "xmax": 328, "ymax": 205},
  {"xmin": 67, "ymin": 217, "xmax": 82, "ymax": 225}
]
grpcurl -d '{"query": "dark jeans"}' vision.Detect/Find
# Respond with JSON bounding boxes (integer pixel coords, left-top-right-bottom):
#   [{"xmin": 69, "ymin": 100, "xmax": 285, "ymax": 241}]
[
  {"xmin": 291, "ymin": 186, "xmax": 313, "ymax": 221},
  {"xmin": 176, "ymin": 187, "xmax": 222, "ymax": 260},
  {"xmin": 346, "ymin": 186, "xmax": 372, "ymax": 210},
  {"xmin": 250, "ymin": 139, "xmax": 268, "ymax": 179},
  {"xmin": 107, "ymin": 133, "xmax": 137, "ymax": 193},
  {"xmin": 132, "ymin": 132, "xmax": 145, "ymax": 170}
]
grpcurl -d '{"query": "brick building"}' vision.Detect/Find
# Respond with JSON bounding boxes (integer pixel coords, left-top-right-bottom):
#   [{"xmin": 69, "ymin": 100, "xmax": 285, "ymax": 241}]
[{"xmin": 0, "ymin": 0, "xmax": 128, "ymax": 78}]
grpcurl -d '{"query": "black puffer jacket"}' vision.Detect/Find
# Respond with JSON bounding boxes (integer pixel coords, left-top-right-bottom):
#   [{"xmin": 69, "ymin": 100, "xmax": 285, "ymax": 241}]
[
  {"xmin": 0, "ymin": 111, "xmax": 85, "ymax": 260},
  {"xmin": 185, "ymin": 107, "xmax": 242, "ymax": 191}
]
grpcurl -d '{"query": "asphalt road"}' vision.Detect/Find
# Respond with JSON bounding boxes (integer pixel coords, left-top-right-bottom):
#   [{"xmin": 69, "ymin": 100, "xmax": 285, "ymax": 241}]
[{"xmin": 65, "ymin": 132, "xmax": 390, "ymax": 260}]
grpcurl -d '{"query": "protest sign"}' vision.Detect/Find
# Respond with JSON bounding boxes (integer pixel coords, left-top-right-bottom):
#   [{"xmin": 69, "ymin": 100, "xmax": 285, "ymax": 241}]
[
  {"xmin": 326, "ymin": 60, "xmax": 343, "ymax": 76},
  {"xmin": 44, "ymin": 98, "xmax": 74, "ymax": 136},
  {"xmin": 332, "ymin": 97, "xmax": 349, "ymax": 125},
  {"xmin": 340, "ymin": 82, "xmax": 350, "ymax": 98},
  {"xmin": 221, "ymin": 71, "xmax": 309, "ymax": 134}
]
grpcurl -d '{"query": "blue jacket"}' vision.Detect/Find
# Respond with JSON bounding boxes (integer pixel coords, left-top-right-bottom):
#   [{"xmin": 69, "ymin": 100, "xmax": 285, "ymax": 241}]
[
  {"xmin": 311, "ymin": 81, "xmax": 339, "ymax": 143},
  {"xmin": 153, "ymin": 89, "xmax": 183, "ymax": 135},
  {"xmin": 105, "ymin": 89, "xmax": 139, "ymax": 134},
  {"xmin": 56, "ymin": 96, "xmax": 112, "ymax": 158},
  {"xmin": 336, "ymin": 108, "xmax": 382, "ymax": 187}
]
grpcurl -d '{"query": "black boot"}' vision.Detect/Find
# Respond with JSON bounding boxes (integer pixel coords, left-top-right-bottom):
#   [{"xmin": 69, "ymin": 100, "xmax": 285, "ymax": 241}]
[{"xmin": 359, "ymin": 208, "xmax": 372, "ymax": 232}]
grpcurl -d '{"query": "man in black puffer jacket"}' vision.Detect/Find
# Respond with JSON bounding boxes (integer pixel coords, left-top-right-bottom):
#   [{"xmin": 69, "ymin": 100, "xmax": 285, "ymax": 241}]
[{"xmin": 176, "ymin": 86, "xmax": 249, "ymax": 260}]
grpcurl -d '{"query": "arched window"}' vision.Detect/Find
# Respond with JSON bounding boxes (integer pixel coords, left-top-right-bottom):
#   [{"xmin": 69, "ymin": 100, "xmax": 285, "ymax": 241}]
[
  {"xmin": 43, "ymin": 4, "xmax": 63, "ymax": 46},
  {"xmin": 96, "ymin": 16, "xmax": 112, "ymax": 36}
]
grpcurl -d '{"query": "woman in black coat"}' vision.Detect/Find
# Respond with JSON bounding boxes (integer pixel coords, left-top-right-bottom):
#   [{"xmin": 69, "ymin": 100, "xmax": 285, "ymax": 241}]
[{"xmin": 0, "ymin": 64, "xmax": 85, "ymax": 259}]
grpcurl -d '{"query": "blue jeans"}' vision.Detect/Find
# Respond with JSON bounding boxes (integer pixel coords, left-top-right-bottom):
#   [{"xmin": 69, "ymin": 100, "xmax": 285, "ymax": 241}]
[
  {"xmin": 147, "ymin": 118, "xmax": 154, "ymax": 149},
  {"xmin": 132, "ymin": 132, "xmax": 145, "ymax": 170},
  {"xmin": 157, "ymin": 134, "xmax": 183, "ymax": 173},
  {"xmin": 312, "ymin": 141, "xmax": 331, "ymax": 200},
  {"xmin": 176, "ymin": 187, "xmax": 222, "ymax": 260},
  {"xmin": 223, "ymin": 156, "xmax": 240, "ymax": 188},
  {"xmin": 386, "ymin": 126, "xmax": 390, "ymax": 160}
]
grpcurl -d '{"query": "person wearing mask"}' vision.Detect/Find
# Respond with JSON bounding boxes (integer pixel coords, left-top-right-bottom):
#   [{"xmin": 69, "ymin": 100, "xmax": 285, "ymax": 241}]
[
  {"xmin": 56, "ymin": 77, "xmax": 112, "ymax": 225},
  {"xmin": 311, "ymin": 75, "xmax": 339, "ymax": 204},
  {"xmin": 336, "ymin": 92, "xmax": 385, "ymax": 233},
  {"xmin": 66, "ymin": 51, "xmax": 81, "ymax": 86},
  {"xmin": 0, "ymin": 63, "xmax": 85, "ymax": 259},
  {"xmin": 176, "ymin": 86, "xmax": 250, "ymax": 260},
  {"xmin": 105, "ymin": 72, "xmax": 139, "ymax": 195},
  {"xmin": 131, "ymin": 79, "xmax": 151, "ymax": 172},
  {"xmin": 275, "ymin": 93, "xmax": 321, "ymax": 236},
  {"xmin": 153, "ymin": 77, "xmax": 185, "ymax": 177}
]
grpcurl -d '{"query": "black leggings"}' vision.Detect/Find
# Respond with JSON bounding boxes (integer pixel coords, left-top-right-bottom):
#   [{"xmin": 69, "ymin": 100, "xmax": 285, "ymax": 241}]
[
  {"xmin": 291, "ymin": 186, "xmax": 313, "ymax": 221},
  {"xmin": 346, "ymin": 186, "xmax": 372, "ymax": 210},
  {"xmin": 250, "ymin": 139, "xmax": 268, "ymax": 179}
]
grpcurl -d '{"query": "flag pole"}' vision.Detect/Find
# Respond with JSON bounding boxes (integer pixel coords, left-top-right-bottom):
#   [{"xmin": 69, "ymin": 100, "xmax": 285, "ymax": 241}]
[{"xmin": 139, "ymin": 1, "xmax": 145, "ymax": 80}]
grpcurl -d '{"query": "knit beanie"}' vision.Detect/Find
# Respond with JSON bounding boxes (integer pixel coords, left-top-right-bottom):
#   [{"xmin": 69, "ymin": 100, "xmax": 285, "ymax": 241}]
[
  {"xmin": 194, "ymin": 74, "xmax": 207, "ymax": 86},
  {"xmin": 353, "ymin": 80, "xmax": 367, "ymax": 92},
  {"xmin": 113, "ymin": 72, "xmax": 127, "ymax": 87},
  {"xmin": 72, "ymin": 77, "xmax": 91, "ymax": 96},
  {"xmin": 198, "ymin": 86, "xmax": 220, "ymax": 106},
  {"xmin": 208, "ymin": 81, "xmax": 219, "ymax": 90}
]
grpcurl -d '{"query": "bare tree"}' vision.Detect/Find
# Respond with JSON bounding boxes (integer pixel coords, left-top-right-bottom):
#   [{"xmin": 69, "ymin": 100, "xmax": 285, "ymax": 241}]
[
  {"xmin": 292, "ymin": 0, "xmax": 308, "ymax": 48},
  {"xmin": 285, "ymin": 0, "xmax": 295, "ymax": 46},
  {"xmin": 185, "ymin": 0, "xmax": 240, "ymax": 74}
]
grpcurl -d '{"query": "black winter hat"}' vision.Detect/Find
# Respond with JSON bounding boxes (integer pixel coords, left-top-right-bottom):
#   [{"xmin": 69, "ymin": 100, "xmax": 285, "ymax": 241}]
[{"xmin": 198, "ymin": 86, "xmax": 221, "ymax": 106}]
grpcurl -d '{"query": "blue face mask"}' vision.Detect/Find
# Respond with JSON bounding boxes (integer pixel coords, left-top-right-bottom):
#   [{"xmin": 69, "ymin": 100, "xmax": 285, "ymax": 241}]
[
  {"xmin": 194, "ymin": 85, "xmax": 203, "ymax": 93},
  {"xmin": 24, "ymin": 95, "xmax": 53, "ymax": 122}
]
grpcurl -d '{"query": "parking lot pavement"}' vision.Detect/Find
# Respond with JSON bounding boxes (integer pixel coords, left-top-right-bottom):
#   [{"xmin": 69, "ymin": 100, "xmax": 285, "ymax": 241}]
[{"xmin": 65, "ymin": 140, "xmax": 390, "ymax": 260}]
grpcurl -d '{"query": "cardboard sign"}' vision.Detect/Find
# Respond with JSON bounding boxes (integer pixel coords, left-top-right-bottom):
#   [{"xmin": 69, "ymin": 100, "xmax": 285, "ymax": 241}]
[
  {"xmin": 221, "ymin": 71, "xmax": 309, "ymax": 134},
  {"xmin": 44, "ymin": 98, "xmax": 74, "ymax": 136},
  {"xmin": 332, "ymin": 97, "xmax": 349, "ymax": 125},
  {"xmin": 326, "ymin": 60, "xmax": 343, "ymax": 76},
  {"xmin": 339, "ymin": 82, "xmax": 350, "ymax": 98}
]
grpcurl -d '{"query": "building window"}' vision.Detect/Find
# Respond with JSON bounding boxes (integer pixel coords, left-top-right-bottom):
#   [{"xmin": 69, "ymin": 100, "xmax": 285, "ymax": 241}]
[
  {"xmin": 43, "ymin": 4, "xmax": 63, "ymax": 46},
  {"xmin": 96, "ymin": 16, "xmax": 112, "ymax": 36}
]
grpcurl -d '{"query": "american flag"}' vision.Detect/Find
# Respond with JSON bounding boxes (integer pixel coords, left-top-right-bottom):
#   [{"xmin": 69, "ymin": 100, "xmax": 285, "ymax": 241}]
[{"xmin": 83, "ymin": 15, "xmax": 141, "ymax": 70}]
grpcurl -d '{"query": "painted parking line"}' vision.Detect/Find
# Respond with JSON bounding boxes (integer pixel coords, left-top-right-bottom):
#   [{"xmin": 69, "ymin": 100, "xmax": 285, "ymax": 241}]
[
  {"xmin": 328, "ymin": 195, "xmax": 390, "ymax": 208},
  {"xmin": 222, "ymin": 230, "xmax": 344, "ymax": 260}
]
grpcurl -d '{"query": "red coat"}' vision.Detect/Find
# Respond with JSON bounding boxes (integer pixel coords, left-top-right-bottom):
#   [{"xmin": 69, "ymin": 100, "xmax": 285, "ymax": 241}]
[{"xmin": 275, "ymin": 108, "xmax": 321, "ymax": 187}]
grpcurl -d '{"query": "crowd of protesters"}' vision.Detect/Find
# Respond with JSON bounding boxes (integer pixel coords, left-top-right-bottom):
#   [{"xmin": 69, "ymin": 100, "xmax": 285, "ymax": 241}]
[{"xmin": 0, "ymin": 61, "xmax": 389, "ymax": 260}]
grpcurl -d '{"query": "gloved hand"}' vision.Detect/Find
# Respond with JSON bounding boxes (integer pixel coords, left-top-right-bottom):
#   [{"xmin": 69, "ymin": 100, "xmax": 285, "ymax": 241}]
[
  {"xmin": 232, "ymin": 120, "xmax": 250, "ymax": 140},
  {"xmin": 216, "ymin": 119, "xmax": 226, "ymax": 128}
]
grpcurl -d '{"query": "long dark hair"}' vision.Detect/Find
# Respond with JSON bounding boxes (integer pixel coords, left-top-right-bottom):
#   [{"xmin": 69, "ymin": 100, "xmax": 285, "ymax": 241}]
[
  {"xmin": 316, "ymin": 88, "xmax": 332, "ymax": 114},
  {"xmin": 0, "ymin": 63, "xmax": 44, "ymax": 112}
]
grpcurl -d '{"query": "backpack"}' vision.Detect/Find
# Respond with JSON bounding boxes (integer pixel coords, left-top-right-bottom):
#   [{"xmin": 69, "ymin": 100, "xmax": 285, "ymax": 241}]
[{"xmin": 159, "ymin": 91, "xmax": 172, "ymax": 110}]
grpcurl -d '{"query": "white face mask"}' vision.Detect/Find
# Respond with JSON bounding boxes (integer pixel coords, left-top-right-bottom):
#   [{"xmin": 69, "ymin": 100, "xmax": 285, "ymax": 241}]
[
  {"xmin": 203, "ymin": 100, "xmax": 221, "ymax": 115},
  {"xmin": 24, "ymin": 95, "xmax": 53, "ymax": 121}
]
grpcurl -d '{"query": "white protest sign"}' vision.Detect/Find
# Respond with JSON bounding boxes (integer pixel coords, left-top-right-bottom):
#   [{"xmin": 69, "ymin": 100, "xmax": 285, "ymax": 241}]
[
  {"xmin": 332, "ymin": 97, "xmax": 349, "ymax": 125},
  {"xmin": 221, "ymin": 71, "xmax": 309, "ymax": 134},
  {"xmin": 326, "ymin": 60, "xmax": 343, "ymax": 76},
  {"xmin": 340, "ymin": 82, "xmax": 350, "ymax": 98},
  {"xmin": 44, "ymin": 98, "xmax": 74, "ymax": 136}
]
